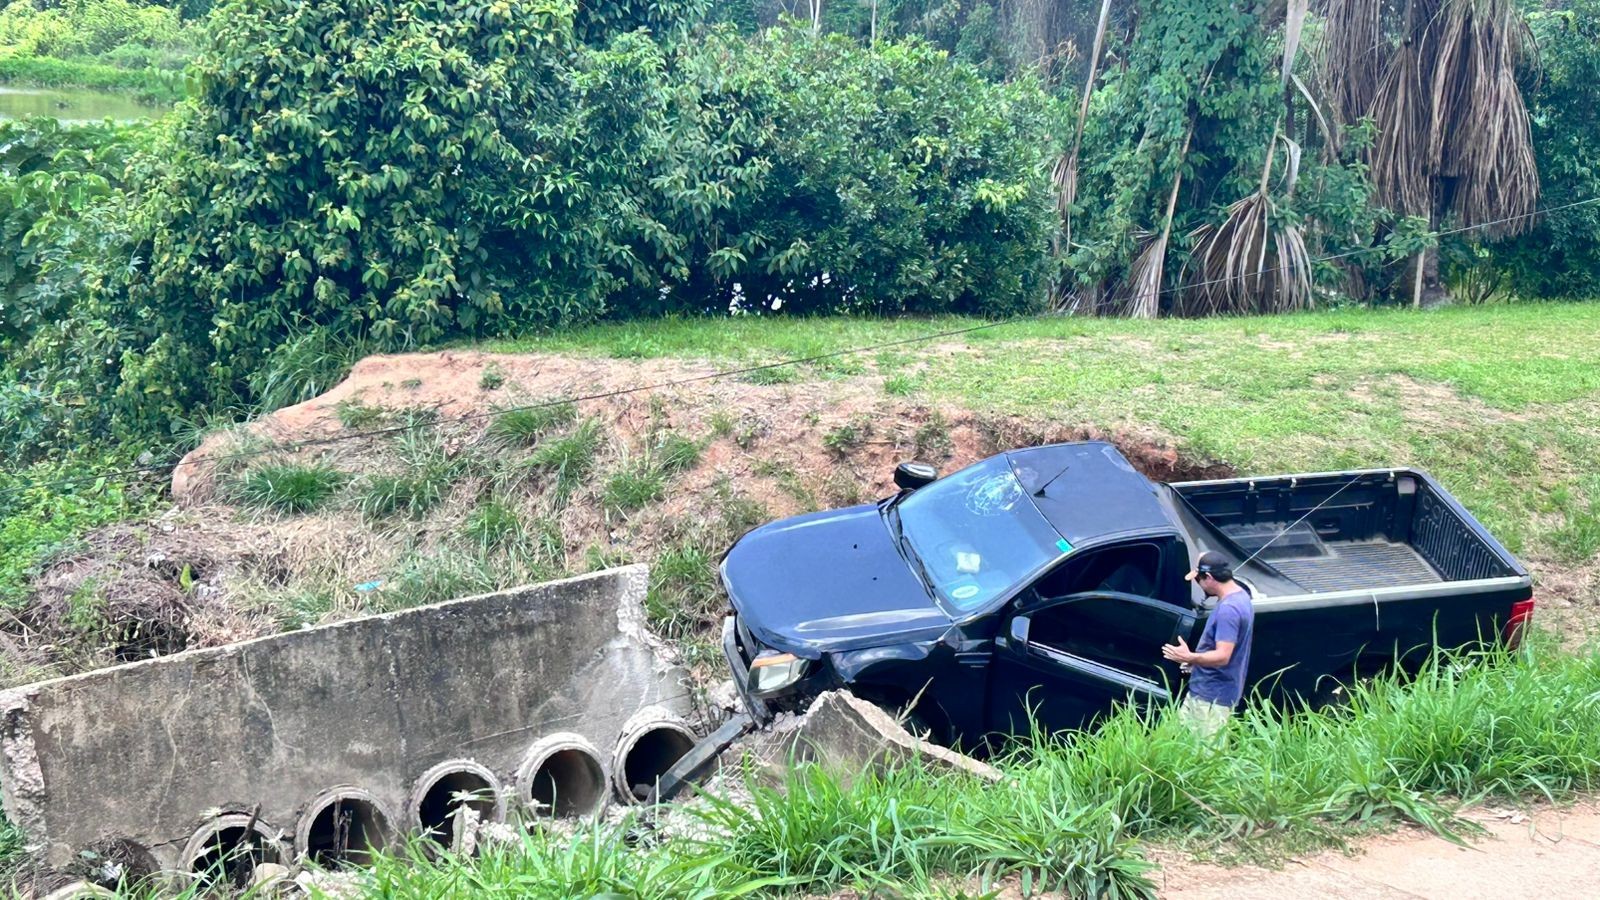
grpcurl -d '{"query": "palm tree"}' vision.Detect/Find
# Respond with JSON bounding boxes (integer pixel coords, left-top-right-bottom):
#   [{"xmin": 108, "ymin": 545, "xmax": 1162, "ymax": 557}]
[{"xmin": 1325, "ymin": 0, "xmax": 1538, "ymax": 305}]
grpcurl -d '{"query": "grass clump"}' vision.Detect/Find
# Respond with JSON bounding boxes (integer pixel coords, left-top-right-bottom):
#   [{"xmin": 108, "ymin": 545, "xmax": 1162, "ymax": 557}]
[
  {"xmin": 823, "ymin": 417, "xmax": 873, "ymax": 457},
  {"xmin": 235, "ymin": 463, "xmax": 343, "ymax": 513},
  {"xmin": 479, "ymin": 364, "xmax": 507, "ymax": 391},
  {"xmin": 524, "ymin": 419, "xmax": 603, "ymax": 498},
  {"xmin": 604, "ymin": 462, "xmax": 666, "ymax": 514},
  {"xmin": 488, "ymin": 403, "xmax": 577, "ymax": 445},
  {"xmin": 335, "ymin": 400, "xmax": 389, "ymax": 429},
  {"xmin": 359, "ymin": 472, "xmax": 450, "ymax": 520},
  {"xmin": 655, "ymin": 433, "xmax": 702, "ymax": 475},
  {"xmin": 463, "ymin": 500, "xmax": 524, "ymax": 551}
]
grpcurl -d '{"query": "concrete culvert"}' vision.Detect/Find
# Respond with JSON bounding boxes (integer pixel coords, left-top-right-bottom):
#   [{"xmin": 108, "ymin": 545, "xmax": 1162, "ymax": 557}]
[
  {"xmin": 411, "ymin": 760, "xmax": 503, "ymax": 849},
  {"xmin": 612, "ymin": 707, "xmax": 697, "ymax": 803},
  {"xmin": 297, "ymin": 788, "xmax": 393, "ymax": 867},
  {"xmin": 183, "ymin": 814, "xmax": 286, "ymax": 891},
  {"xmin": 516, "ymin": 733, "xmax": 606, "ymax": 818}
]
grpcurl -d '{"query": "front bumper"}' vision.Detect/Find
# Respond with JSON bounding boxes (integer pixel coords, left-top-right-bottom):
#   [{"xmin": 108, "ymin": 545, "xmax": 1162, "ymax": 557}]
[{"xmin": 721, "ymin": 614, "xmax": 772, "ymax": 723}]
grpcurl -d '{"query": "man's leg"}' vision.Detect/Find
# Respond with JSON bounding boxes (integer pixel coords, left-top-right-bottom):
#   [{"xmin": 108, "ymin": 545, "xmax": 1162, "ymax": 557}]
[{"xmin": 1180, "ymin": 694, "xmax": 1231, "ymax": 741}]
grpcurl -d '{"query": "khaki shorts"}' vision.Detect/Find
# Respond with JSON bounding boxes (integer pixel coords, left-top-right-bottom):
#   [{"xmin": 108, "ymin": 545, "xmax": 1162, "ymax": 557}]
[{"xmin": 1180, "ymin": 694, "xmax": 1233, "ymax": 741}]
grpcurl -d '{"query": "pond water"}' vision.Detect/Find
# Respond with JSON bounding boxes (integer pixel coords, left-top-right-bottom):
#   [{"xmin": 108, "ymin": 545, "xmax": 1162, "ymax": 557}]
[{"xmin": 0, "ymin": 85, "xmax": 163, "ymax": 123}]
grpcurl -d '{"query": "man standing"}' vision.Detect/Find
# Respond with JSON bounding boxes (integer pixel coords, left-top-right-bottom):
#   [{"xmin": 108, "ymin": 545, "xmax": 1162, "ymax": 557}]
[{"xmin": 1161, "ymin": 550, "xmax": 1254, "ymax": 739}]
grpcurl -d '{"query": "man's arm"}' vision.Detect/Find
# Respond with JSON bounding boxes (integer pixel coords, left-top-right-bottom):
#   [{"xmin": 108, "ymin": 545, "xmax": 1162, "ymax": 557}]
[{"xmin": 1163, "ymin": 637, "xmax": 1234, "ymax": 667}]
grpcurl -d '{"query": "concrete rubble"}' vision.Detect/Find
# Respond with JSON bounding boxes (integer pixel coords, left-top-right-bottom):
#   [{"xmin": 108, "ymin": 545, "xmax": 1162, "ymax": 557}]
[
  {"xmin": 0, "ymin": 566, "xmax": 695, "ymax": 888},
  {"xmin": 737, "ymin": 691, "xmax": 1002, "ymax": 788}
]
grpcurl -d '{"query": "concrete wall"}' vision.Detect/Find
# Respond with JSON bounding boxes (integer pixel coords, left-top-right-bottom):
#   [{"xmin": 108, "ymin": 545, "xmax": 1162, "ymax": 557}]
[{"xmin": 0, "ymin": 565, "xmax": 691, "ymax": 875}]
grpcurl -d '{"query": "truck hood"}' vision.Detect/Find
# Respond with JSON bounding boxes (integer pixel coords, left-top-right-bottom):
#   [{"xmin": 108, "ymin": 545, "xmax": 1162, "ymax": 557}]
[{"xmin": 721, "ymin": 503, "xmax": 953, "ymax": 656}]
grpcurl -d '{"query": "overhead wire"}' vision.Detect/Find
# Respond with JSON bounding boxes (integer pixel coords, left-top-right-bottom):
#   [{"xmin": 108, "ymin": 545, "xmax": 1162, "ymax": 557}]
[{"xmin": 3, "ymin": 193, "xmax": 1596, "ymax": 503}]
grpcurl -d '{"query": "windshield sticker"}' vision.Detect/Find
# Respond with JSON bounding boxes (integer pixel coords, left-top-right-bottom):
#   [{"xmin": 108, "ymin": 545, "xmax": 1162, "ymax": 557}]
[
  {"xmin": 955, "ymin": 551, "xmax": 981, "ymax": 573},
  {"xmin": 1056, "ymin": 538, "xmax": 1073, "ymax": 553},
  {"xmin": 951, "ymin": 584, "xmax": 980, "ymax": 601}
]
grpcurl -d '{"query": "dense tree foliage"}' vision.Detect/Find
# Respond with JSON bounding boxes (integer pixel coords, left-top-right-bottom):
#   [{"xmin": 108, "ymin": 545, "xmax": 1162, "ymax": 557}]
[{"xmin": 1482, "ymin": 3, "xmax": 1600, "ymax": 300}]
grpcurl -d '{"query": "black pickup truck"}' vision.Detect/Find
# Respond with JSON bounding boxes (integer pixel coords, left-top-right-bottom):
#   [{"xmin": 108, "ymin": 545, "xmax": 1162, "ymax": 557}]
[{"xmin": 719, "ymin": 442, "xmax": 1534, "ymax": 744}]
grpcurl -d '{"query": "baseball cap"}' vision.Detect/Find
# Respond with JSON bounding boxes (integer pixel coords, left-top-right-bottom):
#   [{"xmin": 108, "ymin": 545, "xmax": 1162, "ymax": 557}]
[{"xmin": 1185, "ymin": 550, "xmax": 1232, "ymax": 581}]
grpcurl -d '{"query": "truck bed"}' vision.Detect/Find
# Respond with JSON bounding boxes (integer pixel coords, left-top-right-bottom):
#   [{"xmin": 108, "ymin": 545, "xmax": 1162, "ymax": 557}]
[{"xmin": 1166, "ymin": 469, "xmax": 1518, "ymax": 596}]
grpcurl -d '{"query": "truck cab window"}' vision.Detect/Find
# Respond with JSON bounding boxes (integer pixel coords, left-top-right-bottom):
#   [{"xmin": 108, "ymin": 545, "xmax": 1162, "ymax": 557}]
[{"xmin": 1035, "ymin": 543, "xmax": 1162, "ymax": 601}]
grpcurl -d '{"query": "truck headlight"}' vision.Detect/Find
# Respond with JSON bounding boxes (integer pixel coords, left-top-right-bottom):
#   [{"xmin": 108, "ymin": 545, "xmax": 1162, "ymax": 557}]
[{"xmin": 749, "ymin": 652, "xmax": 808, "ymax": 695}]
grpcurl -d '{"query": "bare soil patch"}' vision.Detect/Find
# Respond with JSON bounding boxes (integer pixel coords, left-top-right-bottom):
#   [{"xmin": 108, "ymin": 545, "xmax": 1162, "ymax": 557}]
[{"xmin": 9, "ymin": 351, "xmax": 1228, "ymax": 687}]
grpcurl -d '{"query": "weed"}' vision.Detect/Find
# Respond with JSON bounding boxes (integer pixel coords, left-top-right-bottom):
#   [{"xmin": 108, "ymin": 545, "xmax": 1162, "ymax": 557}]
[
  {"xmin": 463, "ymin": 500, "xmax": 524, "ymax": 551},
  {"xmin": 378, "ymin": 551, "xmax": 500, "ymax": 613},
  {"xmin": 884, "ymin": 373, "xmax": 917, "ymax": 396},
  {"xmin": 488, "ymin": 403, "xmax": 577, "ymax": 445},
  {"xmin": 479, "ymin": 365, "xmax": 506, "ymax": 391},
  {"xmin": 524, "ymin": 420, "xmax": 603, "ymax": 499},
  {"xmin": 823, "ymin": 417, "xmax": 873, "ymax": 457},
  {"xmin": 234, "ymin": 463, "xmax": 344, "ymax": 513},
  {"xmin": 646, "ymin": 539, "xmax": 717, "ymax": 641},
  {"xmin": 400, "ymin": 378, "xmax": 423, "ymax": 390},
  {"xmin": 742, "ymin": 365, "xmax": 798, "ymax": 385},
  {"xmin": 334, "ymin": 400, "xmax": 388, "ymax": 429},
  {"xmin": 708, "ymin": 410, "xmax": 736, "ymax": 439},
  {"xmin": 914, "ymin": 410, "xmax": 953, "ymax": 460},
  {"xmin": 655, "ymin": 433, "xmax": 702, "ymax": 475},
  {"xmin": 359, "ymin": 472, "xmax": 450, "ymax": 520},
  {"xmin": 604, "ymin": 461, "xmax": 666, "ymax": 514},
  {"xmin": 821, "ymin": 471, "xmax": 865, "ymax": 506}
]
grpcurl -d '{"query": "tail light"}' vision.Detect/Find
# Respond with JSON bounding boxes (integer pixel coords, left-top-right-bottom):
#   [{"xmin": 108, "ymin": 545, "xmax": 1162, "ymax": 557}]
[{"xmin": 1504, "ymin": 597, "xmax": 1536, "ymax": 648}]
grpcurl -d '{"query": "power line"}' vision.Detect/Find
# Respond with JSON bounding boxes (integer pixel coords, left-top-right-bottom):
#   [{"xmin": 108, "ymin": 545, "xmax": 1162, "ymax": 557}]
[{"xmin": 3, "ymin": 194, "xmax": 1595, "ymax": 503}]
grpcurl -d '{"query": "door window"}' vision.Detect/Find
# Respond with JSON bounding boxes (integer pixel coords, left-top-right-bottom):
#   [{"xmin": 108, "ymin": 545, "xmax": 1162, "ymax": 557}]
[
  {"xmin": 1035, "ymin": 543, "xmax": 1162, "ymax": 600},
  {"xmin": 1026, "ymin": 594, "xmax": 1183, "ymax": 686}
]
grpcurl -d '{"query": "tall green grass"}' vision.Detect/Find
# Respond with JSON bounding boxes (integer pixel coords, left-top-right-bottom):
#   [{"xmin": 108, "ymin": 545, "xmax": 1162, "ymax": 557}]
[{"xmin": 129, "ymin": 641, "xmax": 1589, "ymax": 900}]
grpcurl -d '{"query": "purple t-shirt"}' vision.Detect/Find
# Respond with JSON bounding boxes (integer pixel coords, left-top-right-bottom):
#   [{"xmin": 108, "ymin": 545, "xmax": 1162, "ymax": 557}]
[{"xmin": 1189, "ymin": 589, "xmax": 1254, "ymax": 707}]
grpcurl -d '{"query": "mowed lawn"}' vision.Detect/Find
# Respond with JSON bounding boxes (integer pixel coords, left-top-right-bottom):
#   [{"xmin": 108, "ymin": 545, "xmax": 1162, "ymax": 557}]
[{"xmin": 493, "ymin": 303, "xmax": 1600, "ymax": 569}]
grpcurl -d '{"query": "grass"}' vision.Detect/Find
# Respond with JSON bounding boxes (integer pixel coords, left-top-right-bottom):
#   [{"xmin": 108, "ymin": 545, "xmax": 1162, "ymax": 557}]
[
  {"xmin": 153, "ymin": 639, "xmax": 1593, "ymax": 900},
  {"xmin": 604, "ymin": 460, "xmax": 667, "ymax": 513},
  {"xmin": 487, "ymin": 403, "xmax": 577, "ymax": 445},
  {"xmin": 0, "ymin": 457, "xmax": 140, "ymax": 610},
  {"xmin": 0, "ymin": 56, "xmax": 182, "ymax": 105},
  {"xmin": 522, "ymin": 419, "xmax": 603, "ymax": 499},
  {"xmin": 233, "ymin": 463, "xmax": 344, "ymax": 514},
  {"xmin": 462, "ymin": 500, "xmax": 524, "ymax": 551},
  {"xmin": 492, "ymin": 304, "xmax": 1600, "ymax": 563}
]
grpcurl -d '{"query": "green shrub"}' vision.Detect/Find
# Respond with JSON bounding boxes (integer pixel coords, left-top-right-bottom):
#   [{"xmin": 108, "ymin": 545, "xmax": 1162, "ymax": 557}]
[
  {"xmin": 0, "ymin": 458, "xmax": 137, "ymax": 609},
  {"xmin": 234, "ymin": 463, "xmax": 343, "ymax": 513}
]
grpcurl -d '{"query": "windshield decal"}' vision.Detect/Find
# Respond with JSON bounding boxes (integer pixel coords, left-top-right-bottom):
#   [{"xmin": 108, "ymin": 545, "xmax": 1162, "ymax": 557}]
[{"xmin": 1057, "ymin": 538, "xmax": 1073, "ymax": 553}]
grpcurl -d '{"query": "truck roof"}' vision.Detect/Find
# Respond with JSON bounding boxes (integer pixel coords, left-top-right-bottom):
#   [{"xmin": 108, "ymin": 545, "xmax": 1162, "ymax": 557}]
[{"xmin": 1006, "ymin": 442, "xmax": 1176, "ymax": 546}]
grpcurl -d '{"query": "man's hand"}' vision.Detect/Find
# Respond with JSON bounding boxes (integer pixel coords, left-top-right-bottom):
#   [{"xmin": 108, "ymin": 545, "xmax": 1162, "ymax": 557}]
[{"xmin": 1162, "ymin": 636, "xmax": 1194, "ymax": 665}]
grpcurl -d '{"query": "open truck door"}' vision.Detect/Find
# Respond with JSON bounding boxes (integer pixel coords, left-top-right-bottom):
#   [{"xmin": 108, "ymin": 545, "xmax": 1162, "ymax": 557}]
[{"xmin": 989, "ymin": 591, "xmax": 1196, "ymax": 736}]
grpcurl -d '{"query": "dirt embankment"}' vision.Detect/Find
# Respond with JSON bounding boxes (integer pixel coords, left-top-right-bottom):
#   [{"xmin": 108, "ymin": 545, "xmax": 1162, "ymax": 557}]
[{"xmin": 5, "ymin": 350, "xmax": 1229, "ymax": 687}]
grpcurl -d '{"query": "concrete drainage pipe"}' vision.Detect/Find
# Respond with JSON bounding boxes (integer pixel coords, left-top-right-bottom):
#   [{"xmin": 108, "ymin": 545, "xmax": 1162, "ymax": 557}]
[
  {"xmin": 183, "ymin": 813, "xmax": 289, "ymax": 890},
  {"xmin": 515, "ymin": 733, "xmax": 607, "ymax": 818},
  {"xmin": 295, "ymin": 787, "xmax": 395, "ymax": 867},
  {"xmin": 409, "ymin": 759, "xmax": 504, "ymax": 848},
  {"xmin": 612, "ymin": 707, "xmax": 698, "ymax": 804}
]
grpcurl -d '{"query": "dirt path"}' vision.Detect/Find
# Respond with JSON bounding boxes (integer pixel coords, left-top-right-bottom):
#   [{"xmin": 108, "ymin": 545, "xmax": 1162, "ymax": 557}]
[{"xmin": 1155, "ymin": 800, "xmax": 1600, "ymax": 899}]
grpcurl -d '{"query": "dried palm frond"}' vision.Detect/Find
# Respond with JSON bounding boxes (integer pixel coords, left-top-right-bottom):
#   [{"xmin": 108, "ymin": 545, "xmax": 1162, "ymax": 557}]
[
  {"xmin": 1182, "ymin": 137, "xmax": 1314, "ymax": 315},
  {"xmin": 1369, "ymin": 39, "xmax": 1432, "ymax": 216},
  {"xmin": 1422, "ymin": 0, "xmax": 1538, "ymax": 235},
  {"xmin": 1112, "ymin": 128, "xmax": 1193, "ymax": 319},
  {"xmin": 1115, "ymin": 230, "xmax": 1168, "ymax": 319},
  {"xmin": 1321, "ymin": 0, "xmax": 1385, "ymax": 129},
  {"xmin": 1055, "ymin": 0, "xmax": 1115, "ymax": 230}
]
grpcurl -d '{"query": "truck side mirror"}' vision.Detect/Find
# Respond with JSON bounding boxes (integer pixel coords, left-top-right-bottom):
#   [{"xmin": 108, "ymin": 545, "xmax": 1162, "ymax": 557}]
[
  {"xmin": 894, "ymin": 461, "xmax": 938, "ymax": 492},
  {"xmin": 1009, "ymin": 615, "xmax": 1031, "ymax": 645}
]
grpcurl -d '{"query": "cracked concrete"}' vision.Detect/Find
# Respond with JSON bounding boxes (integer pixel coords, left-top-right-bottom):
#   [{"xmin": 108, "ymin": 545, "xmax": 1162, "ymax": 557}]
[{"xmin": 0, "ymin": 565, "xmax": 692, "ymax": 879}]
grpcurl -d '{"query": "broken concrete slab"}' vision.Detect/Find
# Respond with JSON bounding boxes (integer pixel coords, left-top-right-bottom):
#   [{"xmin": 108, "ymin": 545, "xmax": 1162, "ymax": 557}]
[
  {"xmin": 750, "ymin": 691, "xmax": 1001, "ymax": 787},
  {"xmin": 0, "ymin": 566, "xmax": 692, "ymax": 882}
]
